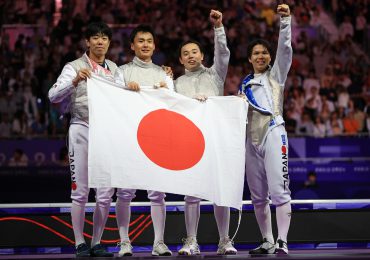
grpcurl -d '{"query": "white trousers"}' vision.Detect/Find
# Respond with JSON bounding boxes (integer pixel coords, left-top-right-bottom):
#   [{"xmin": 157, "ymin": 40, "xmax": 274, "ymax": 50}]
[
  {"xmin": 68, "ymin": 123, "xmax": 115, "ymax": 206},
  {"xmin": 245, "ymin": 124, "xmax": 291, "ymax": 206}
]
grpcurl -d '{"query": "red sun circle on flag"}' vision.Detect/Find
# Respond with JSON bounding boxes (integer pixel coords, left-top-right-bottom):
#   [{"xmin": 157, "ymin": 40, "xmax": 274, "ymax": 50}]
[
  {"xmin": 137, "ymin": 109, "xmax": 205, "ymax": 171},
  {"xmin": 281, "ymin": 145, "xmax": 287, "ymax": 154}
]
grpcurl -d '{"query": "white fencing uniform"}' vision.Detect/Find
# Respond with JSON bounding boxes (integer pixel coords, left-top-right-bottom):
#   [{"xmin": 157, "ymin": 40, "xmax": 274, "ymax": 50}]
[
  {"xmin": 114, "ymin": 56, "xmax": 174, "ymax": 245},
  {"xmin": 114, "ymin": 56, "xmax": 174, "ymax": 204},
  {"xmin": 175, "ymin": 26, "xmax": 234, "ymax": 243},
  {"xmin": 49, "ymin": 53, "xmax": 117, "ymax": 246},
  {"xmin": 241, "ymin": 16, "xmax": 292, "ymax": 245},
  {"xmin": 242, "ymin": 16, "xmax": 292, "ymax": 206}
]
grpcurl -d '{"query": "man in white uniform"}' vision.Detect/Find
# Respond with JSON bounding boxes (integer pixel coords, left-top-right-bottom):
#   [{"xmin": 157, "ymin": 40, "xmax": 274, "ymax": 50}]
[
  {"xmin": 48, "ymin": 22, "xmax": 116, "ymax": 257},
  {"xmin": 239, "ymin": 4, "xmax": 292, "ymax": 255},
  {"xmin": 114, "ymin": 24, "xmax": 174, "ymax": 257},
  {"xmin": 175, "ymin": 10, "xmax": 237, "ymax": 256}
]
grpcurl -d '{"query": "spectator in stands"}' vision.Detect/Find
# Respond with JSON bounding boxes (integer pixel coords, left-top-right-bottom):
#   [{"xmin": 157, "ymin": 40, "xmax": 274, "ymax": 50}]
[
  {"xmin": 353, "ymin": 104, "xmax": 366, "ymax": 132},
  {"xmin": 339, "ymin": 15, "xmax": 354, "ymax": 40},
  {"xmin": 260, "ymin": 4, "xmax": 276, "ymax": 27},
  {"xmin": 327, "ymin": 111, "xmax": 343, "ymax": 136},
  {"xmin": 303, "ymin": 70, "xmax": 320, "ymax": 96},
  {"xmin": 296, "ymin": 112, "xmax": 314, "ymax": 136},
  {"xmin": 11, "ymin": 111, "xmax": 28, "ymax": 137},
  {"xmin": 288, "ymin": 88, "xmax": 305, "ymax": 120},
  {"xmin": 319, "ymin": 101, "xmax": 332, "ymax": 123},
  {"xmin": 321, "ymin": 95, "xmax": 335, "ymax": 113},
  {"xmin": 309, "ymin": 6, "xmax": 325, "ymax": 28},
  {"xmin": 304, "ymin": 171, "xmax": 318, "ymax": 188},
  {"xmin": 354, "ymin": 10, "xmax": 367, "ymax": 44},
  {"xmin": 313, "ymin": 116, "xmax": 327, "ymax": 137},
  {"xmin": 338, "ymin": 73, "xmax": 352, "ymax": 89},
  {"xmin": 8, "ymin": 148, "xmax": 28, "ymax": 167},
  {"xmin": 0, "ymin": 114, "xmax": 11, "ymax": 138},
  {"xmin": 304, "ymin": 87, "xmax": 322, "ymax": 120},
  {"xmin": 294, "ymin": 171, "xmax": 319, "ymax": 199},
  {"xmin": 320, "ymin": 67, "xmax": 335, "ymax": 90},
  {"xmin": 285, "ymin": 108, "xmax": 298, "ymax": 134},
  {"xmin": 1, "ymin": 91, "xmax": 18, "ymax": 118},
  {"xmin": 338, "ymin": 88, "xmax": 350, "ymax": 112},
  {"xmin": 30, "ymin": 113, "xmax": 47, "ymax": 137},
  {"xmin": 342, "ymin": 110, "xmax": 360, "ymax": 135},
  {"xmin": 23, "ymin": 85, "xmax": 39, "ymax": 122}
]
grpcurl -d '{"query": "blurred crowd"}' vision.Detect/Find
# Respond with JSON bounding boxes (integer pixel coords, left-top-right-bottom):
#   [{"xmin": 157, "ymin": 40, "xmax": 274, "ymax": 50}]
[{"xmin": 0, "ymin": 0, "xmax": 369, "ymax": 139}]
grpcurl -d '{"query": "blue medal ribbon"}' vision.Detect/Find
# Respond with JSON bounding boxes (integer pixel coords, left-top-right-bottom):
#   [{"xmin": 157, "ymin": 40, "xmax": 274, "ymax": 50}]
[{"xmin": 239, "ymin": 74, "xmax": 272, "ymax": 115}]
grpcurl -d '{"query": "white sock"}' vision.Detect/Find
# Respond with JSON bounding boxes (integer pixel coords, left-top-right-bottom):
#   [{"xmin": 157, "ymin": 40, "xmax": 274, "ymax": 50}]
[
  {"xmin": 276, "ymin": 202, "xmax": 291, "ymax": 242},
  {"xmin": 151, "ymin": 201, "xmax": 166, "ymax": 244},
  {"xmin": 184, "ymin": 201, "xmax": 200, "ymax": 238},
  {"xmin": 91, "ymin": 202, "xmax": 110, "ymax": 246},
  {"xmin": 213, "ymin": 205, "xmax": 230, "ymax": 240},
  {"xmin": 71, "ymin": 203, "xmax": 86, "ymax": 246},
  {"xmin": 116, "ymin": 199, "xmax": 131, "ymax": 242},
  {"xmin": 254, "ymin": 203, "xmax": 274, "ymax": 243}
]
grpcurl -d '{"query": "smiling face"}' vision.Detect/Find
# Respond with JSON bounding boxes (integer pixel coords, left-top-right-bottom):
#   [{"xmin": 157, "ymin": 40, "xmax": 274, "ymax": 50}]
[
  {"xmin": 131, "ymin": 31, "xmax": 155, "ymax": 62},
  {"xmin": 179, "ymin": 43, "xmax": 204, "ymax": 71},
  {"xmin": 249, "ymin": 44, "xmax": 271, "ymax": 74},
  {"xmin": 86, "ymin": 33, "xmax": 110, "ymax": 62}
]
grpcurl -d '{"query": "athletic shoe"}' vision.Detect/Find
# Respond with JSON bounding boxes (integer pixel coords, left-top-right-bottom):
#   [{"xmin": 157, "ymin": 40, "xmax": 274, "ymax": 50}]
[
  {"xmin": 249, "ymin": 238, "xmax": 275, "ymax": 254},
  {"xmin": 118, "ymin": 241, "xmax": 133, "ymax": 257},
  {"xmin": 275, "ymin": 239, "xmax": 288, "ymax": 254},
  {"xmin": 152, "ymin": 241, "xmax": 172, "ymax": 256},
  {"xmin": 216, "ymin": 237, "xmax": 237, "ymax": 255},
  {"xmin": 76, "ymin": 243, "xmax": 90, "ymax": 257},
  {"xmin": 178, "ymin": 237, "xmax": 201, "ymax": 255},
  {"xmin": 90, "ymin": 243, "xmax": 114, "ymax": 257}
]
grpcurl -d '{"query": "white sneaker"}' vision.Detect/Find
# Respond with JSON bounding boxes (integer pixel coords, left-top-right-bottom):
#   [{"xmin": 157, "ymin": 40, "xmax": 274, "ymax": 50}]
[
  {"xmin": 178, "ymin": 237, "xmax": 200, "ymax": 255},
  {"xmin": 152, "ymin": 241, "xmax": 172, "ymax": 256},
  {"xmin": 118, "ymin": 241, "xmax": 133, "ymax": 257},
  {"xmin": 249, "ymin": 238, "xmax": 275, "ymax": 254},
  {"xmin": 216, "ymin": 237, "xmax": 237, "ymax": 255},
  {"xmin": 275, "ymin": 239, "xmax": 288, "ymax": 254}
]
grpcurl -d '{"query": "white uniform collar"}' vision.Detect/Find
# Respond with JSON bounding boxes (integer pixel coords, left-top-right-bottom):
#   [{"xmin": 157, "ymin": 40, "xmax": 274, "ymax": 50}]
[
  {"xmin": 133, "ymin": 56, "xmax": 153, "ymax": 68},
  {"xmin": 184, "ymin": 64, "xmax": 205, "ymax": 76}
]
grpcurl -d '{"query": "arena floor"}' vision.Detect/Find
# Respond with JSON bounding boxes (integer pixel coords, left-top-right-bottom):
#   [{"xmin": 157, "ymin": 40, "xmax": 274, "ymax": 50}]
[{"xmin": 1, "ymin": 248, "xmax": 370, "ymax": 260}]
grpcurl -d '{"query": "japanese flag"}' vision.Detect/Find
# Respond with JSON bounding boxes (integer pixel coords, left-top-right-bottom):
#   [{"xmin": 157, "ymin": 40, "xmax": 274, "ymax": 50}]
[{"xmin": 87, "ymin": 75, "xmax": 248, "ymax": 209}]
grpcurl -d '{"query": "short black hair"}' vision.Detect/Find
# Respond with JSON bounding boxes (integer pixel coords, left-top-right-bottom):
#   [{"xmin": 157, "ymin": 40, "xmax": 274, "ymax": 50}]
[
  {"xmin": 177, "ymin": 40, "xmax": 204, "ymax": 58},
  {"xmin": 85, "ymin": 22, "xmax": 112, "ymax": 40},
  {"xmin": 130, "ymin": 24, "xmax": 155, "ymax": 43},
  {"xmin": 246, "ymin": 39, "xmax": 272, "ymax": 58}
]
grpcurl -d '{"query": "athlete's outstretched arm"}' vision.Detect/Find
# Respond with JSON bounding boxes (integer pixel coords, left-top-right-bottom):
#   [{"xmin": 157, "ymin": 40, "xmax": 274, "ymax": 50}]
[{"xmin": 271, "ymin": 4, "xmax": 293, "ymax": 87}]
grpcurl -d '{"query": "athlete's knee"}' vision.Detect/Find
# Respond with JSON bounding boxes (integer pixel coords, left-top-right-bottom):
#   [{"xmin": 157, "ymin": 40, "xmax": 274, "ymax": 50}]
[
  {"xmin": 95, "ymin": 188, "xmax": 114, "ymax": 208},
  {"xmin": 116, "ymin": 188, "xmax": 136, "ymax": 202},
  {"xmin": 251, "ymin": 198, "xmax": 270, "ymax": 207},
  {"xmin": 270, "ymin": 193, "xmax": 291, "ymax": 206},
  {"xmin": 147, "ymin": 190, "xmax": 166, "ymax": 203},
  {"xmin": 151, "ymin": 198, "xmax": 165, "ymax": 206},
  {"xmin": 71, "ymin": 194, "xmax": 88, "ymax": 206},
  {"xmin": 185, "ymin": 195, "xmax": 201, "ymax": 203},
  {"xmin": 71, "ymin": 186, "xmax": 89, "ymax": 206}
]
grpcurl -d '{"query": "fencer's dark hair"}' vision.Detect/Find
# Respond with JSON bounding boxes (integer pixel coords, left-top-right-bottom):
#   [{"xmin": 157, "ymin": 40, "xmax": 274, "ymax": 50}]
[
  {"xmin": 177, "ymin": 40, "xmax": 204, "ymax": 58},
  {"xmin": 130, "ymin": 24, "xmax": 155, "ymax": 43},
  {"xmin": 85, "ymin": 22, "xmax": 112, "ymax": 40},
  {"xmin": 247, "ymin": 39, "xmax": 273, "ymax": 58}
]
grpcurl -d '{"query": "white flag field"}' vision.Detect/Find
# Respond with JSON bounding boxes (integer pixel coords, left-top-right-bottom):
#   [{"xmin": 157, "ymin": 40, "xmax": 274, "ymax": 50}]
[{"xmin": 87, "ymin": 75, "xmax": 248, "ymax": 209}]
